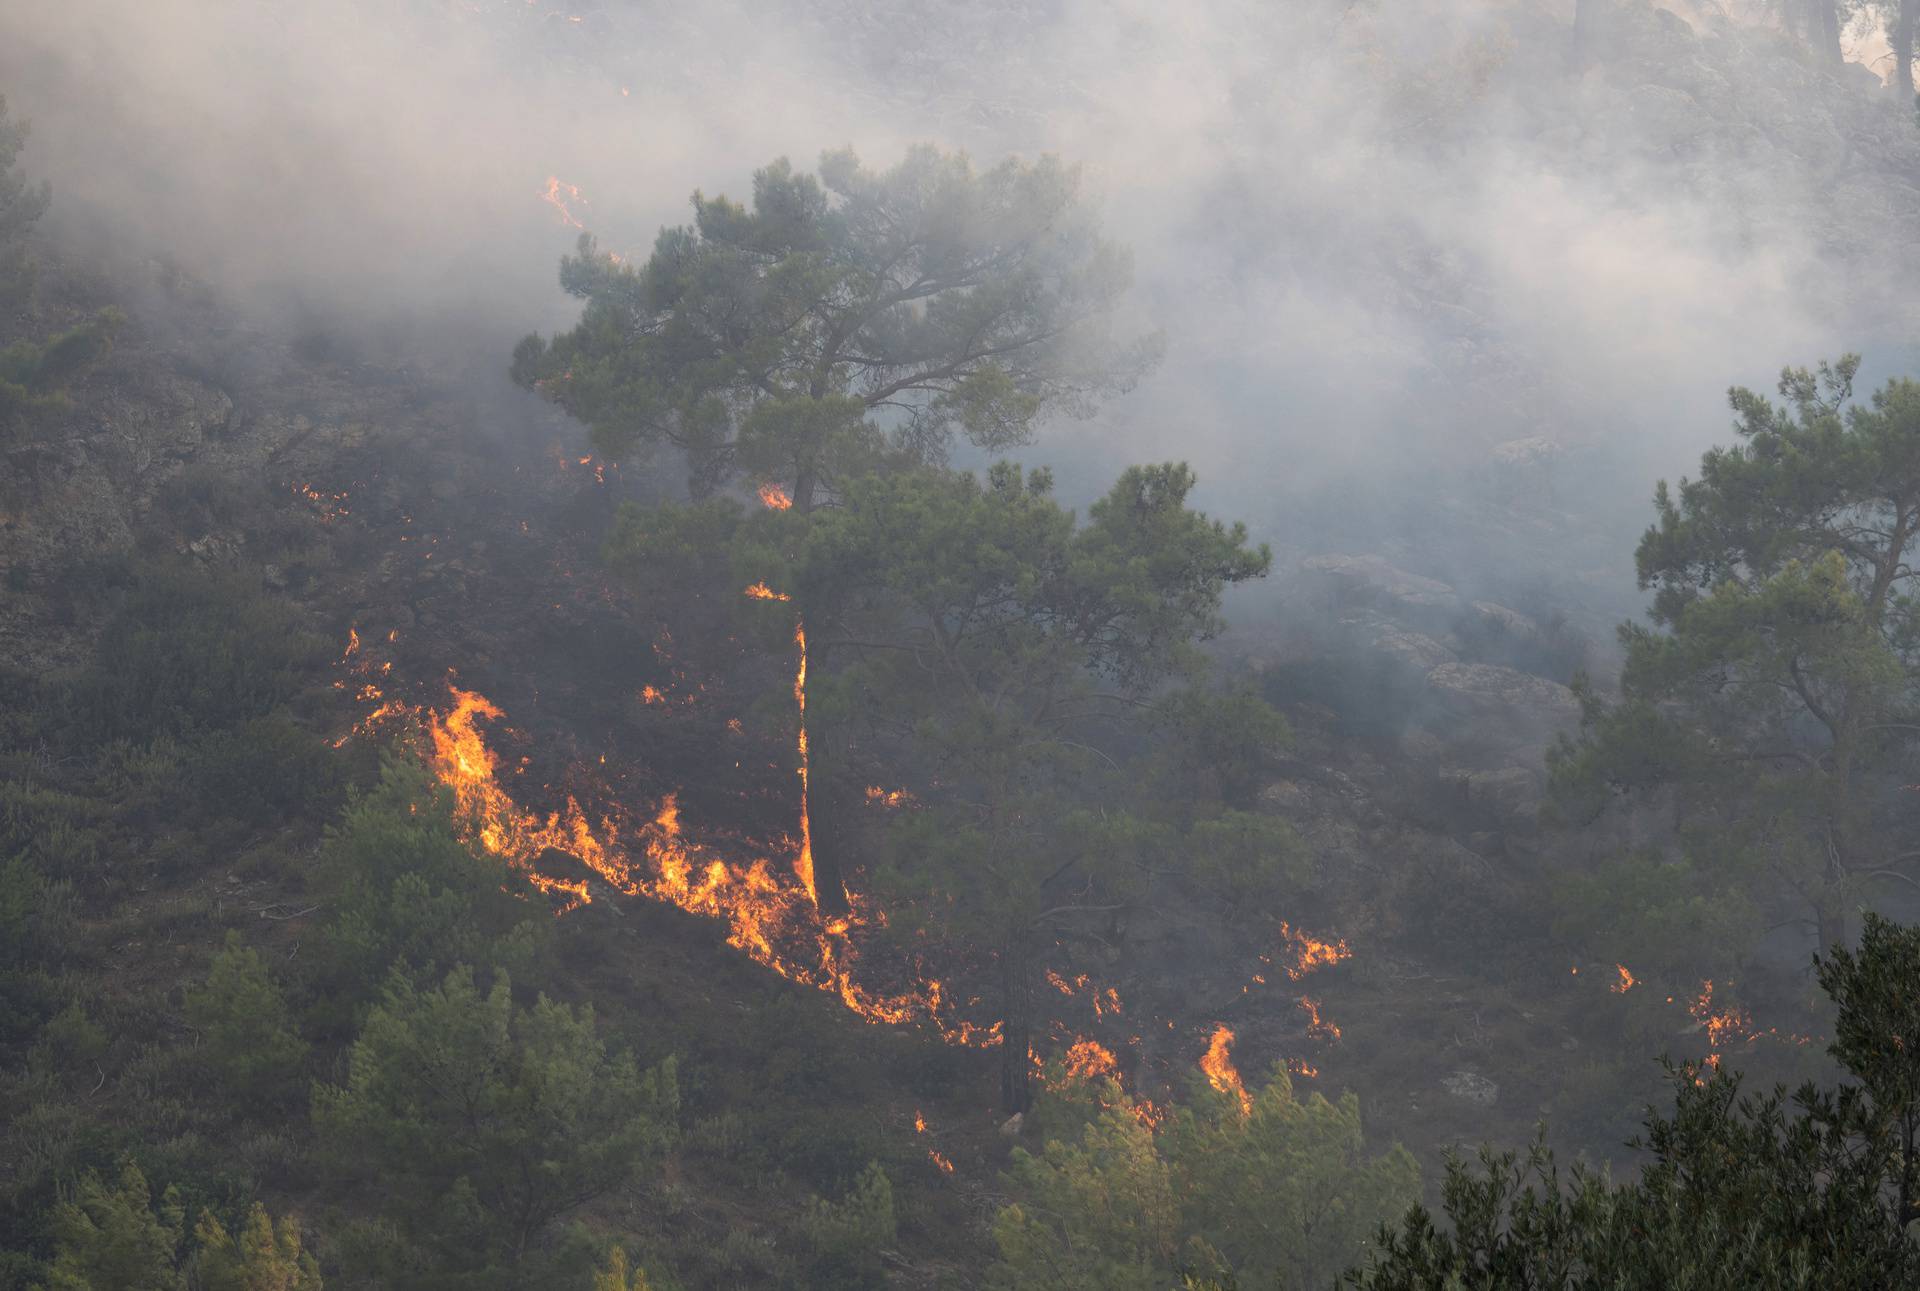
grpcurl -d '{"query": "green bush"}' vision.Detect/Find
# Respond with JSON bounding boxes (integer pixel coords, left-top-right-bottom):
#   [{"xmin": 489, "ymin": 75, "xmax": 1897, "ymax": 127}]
[
  {"xmin": 312, "ymin": 965, "xmax": 677, "ymax": 1286},
  {"xmin": 191, "ymin": 1203, "xmax": 321, "ymax": 1291},
  {"xmin": 310, "ymin": 759, "xmax": 549, "ymax": 1023},
  {"xmin": 188, "ymin": 712, "xmax": 343, "ymax": 827},
  {"xmin": 181, "ymin": 932, "xmax": 309, "ymax": 1103},
  {"xmin": 26, "ymin": 1000, "xmax": 107, "ymax": 1078},
  {"xmin": 71, "ymin": 565, "xmax": 327, "ymax": 743},
  {"xmin": 799, "ymin": 1161, "xmax": 896, "ymax": 1289},
  {"xmin": 36, "ymin": 1161, "xmax": 321, "ymax": 1291}
]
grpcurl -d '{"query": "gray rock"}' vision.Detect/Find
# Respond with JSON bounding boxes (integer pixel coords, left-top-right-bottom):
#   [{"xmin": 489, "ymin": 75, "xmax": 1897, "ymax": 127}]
[
  {"xmin": 1300, "ymin": 554, "xmax": 1459, "ymax": 614},
  {"xmin": 1442, "ymin": 1070, "xmax": 1499, "ymax": 1107},
  {"xmin": 1426, "ymin": 663, "xmax": 1581, "ymax": 725}
]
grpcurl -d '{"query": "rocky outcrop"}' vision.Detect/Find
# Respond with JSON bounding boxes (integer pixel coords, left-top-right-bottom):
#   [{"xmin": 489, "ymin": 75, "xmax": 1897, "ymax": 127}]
[{"xmin": 1300, "ymin": 554, "xmax": 1461, "ymax": 619}]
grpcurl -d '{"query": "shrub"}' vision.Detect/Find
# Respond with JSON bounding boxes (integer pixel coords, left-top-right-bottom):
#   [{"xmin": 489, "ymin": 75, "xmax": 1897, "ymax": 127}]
[
  {"xmin": 188, "ymin": 712, "xmax": 342, "ymax": 827},
  {"xmin": 191, "ymin": 1203, "xmax": 321, "ymax": 1291},
  {"xmin": 312, "ymin": 965, "xmax": 677, "ymax": 1283},
  {"xmin": 72, "ymin": 565, "xmax": 327, "ymax": 743},
  {"xmin": 309, "ymin": 760, "xmax": 549, "ymax": 1027},
  {"xmin": 181, "ymin": 932, "xmax": 309, "ymax": 1104},
  {"xmin": 799, "ymin": 1161, "xmax": 897, "ymax": 1290}
]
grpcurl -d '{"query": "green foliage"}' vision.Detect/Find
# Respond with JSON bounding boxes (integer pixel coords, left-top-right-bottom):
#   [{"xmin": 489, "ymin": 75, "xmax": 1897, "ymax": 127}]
[
  {"xmin": 181, "ymin": 933, "xmax": 308, "ymax": 1103},
  {"xmin": 797, "ymin": 460, "xmax": 1269, "ymax": 1107},
  {"xmin": 27, "ymin": 1000, "xmax": 107, "ymax": 1078},
  {"xmin": 192, "ymin": 1204, "xmax": 321, "ymax": 1291},
  {"xmin": 1815, "ymin": 912, "xmax": 1920, "ymax": 1225},
  {"xmin": 591, "ymin": 1246, "xmax": 652, "ymax": 1291},
  {"xmin": 0, "ymin": 94, "xmax": 49, "ymax": 304},
  {"xmin": 993, "ymin": 1100, "xmax": 1175, "ymax": 1291},
  {"xmin": 993, "ymin": 1072, "xmax": 1417, "ymax": 1290},
  {"xmin": 1181, "ymin": 810, "xmax": 1307, "ymax": 910},
  {"xmin": 188, "ymin": 713, "xmax": 344, "ymax": 827},
  {"xmin": 601, "ymin": 498, "xmax": 745, "ymax": 599},
  {"xmin": 72, "ymin": 566, "xmax": 328, "ymax": 743},
  {"xmin": 0, "ymin": 311, "xmax": 123, "ymax": 433},
  {"xmin": 312, "ymin": 758, "xmax": 548, "ymax": 1016},
  {"xmin": 1168, "ymin": 1072, "xmax": 1422, "ymax": 1287},
  {"xmin": 37, "ymin": 1163, "xmax": 321, "ymax": 1291},
  {"xmin": 0, "ymin": 96, "xmax": 121, "ymax": 435},
  {"xmin": 0, "ymin": 853, "xmax": 71, "ymax": 970},
  {"xmin": 1151, "ymin": 682, "xmax": 1293, "ymax": 810},
  {"xmin": 1554, "ymin": 357, "xmax": 1920, "ymax": 959},
  {"xmin": 1347, "ymin": 917, "xmax": 1920, "ymax": 1288},
  {"xmin": 42, "ymin": 1162, "xmax": 184, "ymax": 1291},
  {"xmin": 515, "ymin": 146, "xmax": 1153, "ymax": 510},
  {"xmin": 1549, "ymin": 851, "xmax": 1759, "ymax": 983},
  {"xmin": 311, "ymin": 965, "xmax": 677, "ymax": 1282},
  {"xmin": 799, "ymin": 1161, "xmax": 897, "ymax": 1289}
]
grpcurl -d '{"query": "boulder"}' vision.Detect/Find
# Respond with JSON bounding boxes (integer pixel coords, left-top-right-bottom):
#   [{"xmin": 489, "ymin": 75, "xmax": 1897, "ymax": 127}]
[
  {"xmin": 1426, "ymin": 663, "xmax": 1581, "ymax": 726},
  {"xmin": 1442, "ymin": 1070, "xmax": 1499, "ymax": 1107},
  {"xmin": 1299, "ymin": 554, "xmax": 1459, "ymax": 616}
]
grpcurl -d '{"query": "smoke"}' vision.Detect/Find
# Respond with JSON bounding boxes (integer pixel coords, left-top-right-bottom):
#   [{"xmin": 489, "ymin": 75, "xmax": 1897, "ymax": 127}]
[{"xmin": 5, "ymin": 0, "xmax": 1917, "ymax": 609}]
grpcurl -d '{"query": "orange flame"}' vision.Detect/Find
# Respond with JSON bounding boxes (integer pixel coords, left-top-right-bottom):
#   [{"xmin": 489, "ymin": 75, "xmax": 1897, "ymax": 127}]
[
  {"xmin": 1062, "ymin": 1037, "xmax": 1119, "ymax": 1081},
  {"xmin": 541, "ymin": 176, "xmax": 587, "ymax": 229},
  {"xmin": 794, "ymin": 619, "xmax": 815, "ymax": 908},
  {"xmin": 1298, "ymin": 995, "xmax": 1341, "ymax": 1041},
  {"xmin": 1200, "ymin": 1024, "xmax": 1252, "ymax": 1115},
  {"xmin": 291, "ymin": 482, "xmax": 350, "ymax": 523},
  {"xmin": 407, "ymin": 683, "xmax": 1000, "ymax": 1045},
  {"xmin": 757, "ymin": 482, "xmax": 793, "ymax": 510},
  {"xmin": 1276, "ymin": 922, "xmax": 1351, "ymax": 980},
  {"xmin": 1611, "ymin": 964, "xmax": 1637, "ymax": 994},
  {"xmin": 743, "ymin": 582, "xmax": 790, "ymax": 601}
]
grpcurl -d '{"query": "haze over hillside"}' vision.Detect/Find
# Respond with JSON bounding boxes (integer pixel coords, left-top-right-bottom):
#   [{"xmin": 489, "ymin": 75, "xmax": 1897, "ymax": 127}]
[
  {"xmin": 9, "ymin": 0, "xmax": 1920, "ymax": 578},
  {"xmin": 6, "ymin": 3, "xmax": 1920, "ymax": 1288}
]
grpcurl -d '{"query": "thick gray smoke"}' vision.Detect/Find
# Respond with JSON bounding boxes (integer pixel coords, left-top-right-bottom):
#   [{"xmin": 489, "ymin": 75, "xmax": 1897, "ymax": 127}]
[{"xmin": 5, "ymin": 0, "xmax": 1918, "ymax": 613}]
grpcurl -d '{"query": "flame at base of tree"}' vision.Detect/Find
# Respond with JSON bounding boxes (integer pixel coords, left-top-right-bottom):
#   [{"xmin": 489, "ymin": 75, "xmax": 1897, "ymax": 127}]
[{"xmin": 416, "ymin": 686, "xmax": 999, "ymax": 1043}]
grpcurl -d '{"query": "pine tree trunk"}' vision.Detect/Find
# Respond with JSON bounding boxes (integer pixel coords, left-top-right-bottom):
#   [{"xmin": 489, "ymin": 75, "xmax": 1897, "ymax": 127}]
[
  {"xmin": 793, "ymin": 461, "xmax": 817, "ymax": 516},
  {"xmin": 807, "ymin": 753, "xmax": 851, "ymax": 919},
  {"xmin": 1808, "ymin": 0, "xmax": 1843, "ymax": 67},
  {"xmin": 999, "ymin": 941, "xmax": 1032, "ymax": 1114}
]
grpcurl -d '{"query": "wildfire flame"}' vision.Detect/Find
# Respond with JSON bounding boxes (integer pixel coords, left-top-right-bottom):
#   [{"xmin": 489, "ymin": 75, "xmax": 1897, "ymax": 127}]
[
  {"xmin": 541, "ymin": 176, "xmax": 588, "ymax": 229},
  {"xmin": 757, "ymin": 482, "xmax": 793, "ymax": 510},
  {"xmin": 743, "ymin": 582, "xmax": 789, "ymax": 601},
  {"xmin": 1275, "ymin": 922, "xmax": 1351, "ymax": 980},
  {"xmin": 1298, "ymin": 995, "xmax": 1340, "ymax": 1040},
  {"xmin": 912, "ymin": 1108, "xmax": 955, "ymax": 1172},
  {"xmin": 1611, "ymin": 964, "xmax": 1637, "ymax": 995},
  {"xmin": 291, "ymin": 482, "xmax": 350, "ymax": 523},
  {"xmin": 793, "ymin": 619, "xmax": 816, "ymax": 908},
  {"xmin": 1062, "ymin": 1037, "xmax": 1119, "ymax": 1081},
  {"xmin": 1200, "ymin": 1024, "xmax": 1252, "ymax": 1116}
]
